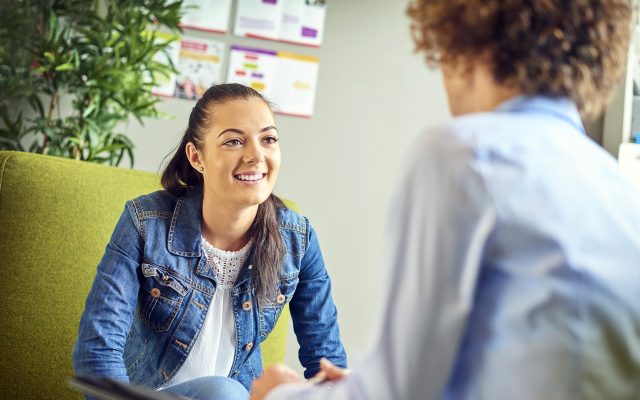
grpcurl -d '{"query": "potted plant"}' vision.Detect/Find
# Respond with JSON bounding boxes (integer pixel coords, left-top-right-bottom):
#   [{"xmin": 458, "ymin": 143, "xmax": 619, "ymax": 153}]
[{"xmin": 0, "ymin": 0, "xmax": 184, "ymax": 167}]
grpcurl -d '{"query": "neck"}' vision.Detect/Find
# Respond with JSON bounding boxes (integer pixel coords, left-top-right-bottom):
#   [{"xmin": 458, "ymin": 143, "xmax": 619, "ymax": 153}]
[
  {"xmin": 201, "ymin": 195, "xmax": 257, "ymax": 252},
  {"xmin": 473, "ymin": 79, "xmax": 521, "ymax": 113},
  {"xmin": 444, "ymin": 61, "xmax": 522, "ymax": 116}
]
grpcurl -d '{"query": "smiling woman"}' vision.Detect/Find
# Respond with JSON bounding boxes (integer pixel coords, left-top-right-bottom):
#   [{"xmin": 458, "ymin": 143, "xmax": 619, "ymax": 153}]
[{"xmin": 72, "ymin": 83, "xmax": 347, "ymax": 400}]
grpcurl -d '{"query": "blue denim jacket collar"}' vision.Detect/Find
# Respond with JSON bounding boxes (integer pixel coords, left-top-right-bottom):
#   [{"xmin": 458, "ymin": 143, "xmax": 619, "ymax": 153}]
[
  {"xmin": 168, "ymin": 187, "xmax": 203, "ymax": 258},
  {"xmin": 167, "ymin": 186, "xmax": 257, "ymax": 287}
]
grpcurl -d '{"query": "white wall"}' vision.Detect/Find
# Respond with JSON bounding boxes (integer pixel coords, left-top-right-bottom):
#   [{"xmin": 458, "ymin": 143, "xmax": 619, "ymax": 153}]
[{"xmin": 125, "ymin": 0, "xmax": 450, "ymax": 372}]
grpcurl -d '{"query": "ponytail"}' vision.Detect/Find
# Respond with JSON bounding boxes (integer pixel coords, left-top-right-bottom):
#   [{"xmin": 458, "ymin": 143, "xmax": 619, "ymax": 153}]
[{"xmin": 161, "ymin": 135, "xmax": 203, "ymax": 196}]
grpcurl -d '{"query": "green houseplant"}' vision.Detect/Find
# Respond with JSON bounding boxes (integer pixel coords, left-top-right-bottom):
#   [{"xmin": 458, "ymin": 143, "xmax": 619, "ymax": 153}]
[{"xmin": 0, "ymin": 0, "xmax": 184, "ymax": 167}]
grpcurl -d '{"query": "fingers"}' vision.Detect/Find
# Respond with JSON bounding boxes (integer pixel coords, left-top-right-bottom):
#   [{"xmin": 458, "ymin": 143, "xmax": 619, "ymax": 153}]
[
  {"xmin": 279, "ymin": 364, "xmax": 301, "ymax": 381},
  {"xmin": 318, "ymin": 357, "xmax": 351, "ymax": 381},
  {"xmin": 307, "ymin": 370, "xmax": 327, "ymax": 384},
  {"xmin": 249, "ymin": 364, "xmax": 303, "ymax": 400},
  {"xmin": 269, "ymin": 364, "xmax": 301, "ymax": 382}
]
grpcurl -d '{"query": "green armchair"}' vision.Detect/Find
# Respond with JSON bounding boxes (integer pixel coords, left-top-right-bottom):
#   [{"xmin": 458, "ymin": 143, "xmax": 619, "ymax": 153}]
[{"xmin": 0, "ymin": 151, "xmax": 289, "ymax": 399}]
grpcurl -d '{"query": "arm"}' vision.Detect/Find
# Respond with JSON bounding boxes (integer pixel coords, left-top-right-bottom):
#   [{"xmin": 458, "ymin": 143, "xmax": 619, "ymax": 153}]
[
  {"xmin": 288, "ymin": 221, "xmax": 347, "ymax": 378},
  {"xmin": 72, "ymin": 201, "xmax": 143, "ymax": 382},
  {"xmin": 258, "ymin": 130, "xmax": 496, "ymax": 400}
]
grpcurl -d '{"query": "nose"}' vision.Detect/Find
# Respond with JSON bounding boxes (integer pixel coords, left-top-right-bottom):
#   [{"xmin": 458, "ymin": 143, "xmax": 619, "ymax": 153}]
[{"xmin": 242, "ymin": 140, "xmax": 264, "ymax": 164}]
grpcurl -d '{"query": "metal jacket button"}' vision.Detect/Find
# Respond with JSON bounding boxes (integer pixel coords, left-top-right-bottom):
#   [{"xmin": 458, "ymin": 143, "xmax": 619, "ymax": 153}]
[
  {"xmin": 276, "ymin": 294, "xmax": 286, "ymax": 304},
  {"xmin": 245, "ymin": 342, "xmax": 253, "ymax": 351},
  {"xmin": 151, "ymin": 288, "xmax": 161, "ymax": 298},
  {"xmin": 242, "ymin": 301, "xmax": 252, "ymax": 311}
]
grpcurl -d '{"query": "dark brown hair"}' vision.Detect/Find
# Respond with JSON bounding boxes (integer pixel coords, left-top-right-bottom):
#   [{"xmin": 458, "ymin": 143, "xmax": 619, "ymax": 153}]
[
  {"xmin": 406, "ymin": 0, "xmax": 632, "ymax": 118},
  {"xmin": 161, "ymin": 83, "xmax": 286, "ymax": 304}
]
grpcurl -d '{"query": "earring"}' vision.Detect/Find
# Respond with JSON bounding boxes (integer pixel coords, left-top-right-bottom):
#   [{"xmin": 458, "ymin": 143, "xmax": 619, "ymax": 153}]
[{"xmin": 199, "ymin": 166, "xmax": 204, "ymax": 172}]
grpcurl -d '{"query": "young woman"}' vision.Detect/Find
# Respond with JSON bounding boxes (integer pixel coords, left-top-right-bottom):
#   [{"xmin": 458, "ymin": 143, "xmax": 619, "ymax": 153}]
[
  {"xmin": 252, "ymin": 0, "xmax": 640, "ymax": 399},
  {"xmin": 73, "ymin": 83, "xmax": 347, "ymax": 399}
]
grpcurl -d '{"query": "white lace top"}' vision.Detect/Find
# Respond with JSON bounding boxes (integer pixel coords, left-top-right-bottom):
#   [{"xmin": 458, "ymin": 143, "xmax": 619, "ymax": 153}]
[{"xmin": 163, "ymin": 237, "xmax": 252, "ymax": 388}]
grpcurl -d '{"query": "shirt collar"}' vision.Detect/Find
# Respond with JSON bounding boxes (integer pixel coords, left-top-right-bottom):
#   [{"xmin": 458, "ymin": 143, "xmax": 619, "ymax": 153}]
[{"xmin": 494, "ymin": 95, "xmax": 586, "ymax": 135}]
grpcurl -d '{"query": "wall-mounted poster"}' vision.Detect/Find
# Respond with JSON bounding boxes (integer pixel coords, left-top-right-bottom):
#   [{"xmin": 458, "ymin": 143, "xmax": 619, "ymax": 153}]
[
  {"xmin": 233, "ymin": 0, "xmax": 326, "ymax": 47},
  {"xmin": 175, "ymin": 37, "xmax": 225, "ymax": 99},
  {"xmin": 150, "ymin": 32, "xmax": 181, "ymax": 97},
  {"xmin": 227, "ymin": 45, "xmax": 319, "ymax": 117},
  {"xmin": 280, "ymin": 0, "xmax": 326, "ymax": 46},
  {"xmin": 180, "ymin": 0, "xmax": 233, "ymax": 33}
]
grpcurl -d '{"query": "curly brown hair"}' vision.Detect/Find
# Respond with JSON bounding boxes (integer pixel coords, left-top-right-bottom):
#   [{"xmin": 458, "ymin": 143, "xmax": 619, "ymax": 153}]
[{"xmin": 407, "ymin": 0, "xmax": 633, "ymax": 118}]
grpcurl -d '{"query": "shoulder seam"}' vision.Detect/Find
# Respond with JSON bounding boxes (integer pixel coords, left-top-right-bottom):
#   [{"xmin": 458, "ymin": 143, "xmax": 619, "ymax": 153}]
[
  {"xmin": 130, "ymin": 199, "xmax": 147, "ymax": 240},
  {"xmin": 278, "ymin": 209, "xmax": 307, "ymax": 234}
]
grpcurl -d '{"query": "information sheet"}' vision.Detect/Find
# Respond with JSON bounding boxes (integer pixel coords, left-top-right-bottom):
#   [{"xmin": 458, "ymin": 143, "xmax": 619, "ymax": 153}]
[
  {"xmin": 175, "ymin": 37, "xmax": 225, "ymax": 99},
  {"xmin": 227, "ymin": 45, "xmax": 319, "ymax": 117},
  {"xmin": 150, "ymin": 32, "xmax": 181, "ymax": 97},
  {"xmin": 234, "ymin": 0, "xmax": 326, "ymax": 47},
  {"xmin": 180, "ymin": 0, "xmax": 233, "ymax": 33}
]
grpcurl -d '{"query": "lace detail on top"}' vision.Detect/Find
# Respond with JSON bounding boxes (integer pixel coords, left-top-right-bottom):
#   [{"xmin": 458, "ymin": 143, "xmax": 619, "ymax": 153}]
[{"xmin": 201, "ymin": 237, "xmax": 251, "ymax": 288}]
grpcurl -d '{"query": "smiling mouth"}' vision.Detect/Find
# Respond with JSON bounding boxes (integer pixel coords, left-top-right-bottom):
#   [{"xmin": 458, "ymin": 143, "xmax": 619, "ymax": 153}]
[{"xmin": 234, "ymin": 173, "xmax": 267, "ymax": 183}]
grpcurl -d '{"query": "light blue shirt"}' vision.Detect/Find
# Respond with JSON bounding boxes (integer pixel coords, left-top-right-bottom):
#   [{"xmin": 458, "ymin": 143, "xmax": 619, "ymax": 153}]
[{"xmin": 267, "ymin": 96, "xmax": 640, "ymax": 399}]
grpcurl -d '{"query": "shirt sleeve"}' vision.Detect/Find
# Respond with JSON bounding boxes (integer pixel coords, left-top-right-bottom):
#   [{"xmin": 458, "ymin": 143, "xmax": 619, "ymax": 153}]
[{"xmin": 266, "ymin": 128, "xmax": 497, "ymax": 400}]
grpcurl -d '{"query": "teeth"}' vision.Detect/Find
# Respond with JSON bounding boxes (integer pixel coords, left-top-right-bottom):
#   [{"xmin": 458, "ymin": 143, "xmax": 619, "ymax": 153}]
[{"xmin": 236, "ymin": 174, "xmax": 264, "ymax": 181}]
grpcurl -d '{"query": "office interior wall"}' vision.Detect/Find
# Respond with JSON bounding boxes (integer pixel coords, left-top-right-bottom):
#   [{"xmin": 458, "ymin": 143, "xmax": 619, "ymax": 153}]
[{"xmin": 124, "ymin": 0, "xmax": 449, "ymax": 372}]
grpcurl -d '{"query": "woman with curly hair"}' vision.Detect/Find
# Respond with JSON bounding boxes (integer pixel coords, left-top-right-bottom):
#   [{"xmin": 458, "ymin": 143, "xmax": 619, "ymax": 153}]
[{"xmin": 251, "ymin": 0, "xmax": 640, "ymax": 399}]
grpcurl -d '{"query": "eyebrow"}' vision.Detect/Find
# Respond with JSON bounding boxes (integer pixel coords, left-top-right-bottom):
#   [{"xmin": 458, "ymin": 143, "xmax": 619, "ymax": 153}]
[{"xmin": 217, "ymin": 126, "xmax": 277, "ymax": 137}]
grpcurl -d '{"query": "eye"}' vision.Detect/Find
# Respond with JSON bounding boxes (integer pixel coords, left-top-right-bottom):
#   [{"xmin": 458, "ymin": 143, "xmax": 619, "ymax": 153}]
[
  {"xmin": 223, "ymin": 138, "xmax": 243, "ymax": 146},
  {"xmin": 263, "ymin": 136, "xmax": 279, "ymax": 144}
]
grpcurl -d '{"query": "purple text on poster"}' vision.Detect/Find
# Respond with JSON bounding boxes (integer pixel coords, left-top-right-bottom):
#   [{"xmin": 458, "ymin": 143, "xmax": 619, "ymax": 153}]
[{"xmin": 301, "ymin": 27, "xmax": 318, "ymax": 38}]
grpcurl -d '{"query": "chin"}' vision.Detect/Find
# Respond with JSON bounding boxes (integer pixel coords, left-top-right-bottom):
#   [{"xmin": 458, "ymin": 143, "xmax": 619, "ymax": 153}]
[{"xmin": 241, "ymin": 193, "xmax": 271, "ymax": 208}]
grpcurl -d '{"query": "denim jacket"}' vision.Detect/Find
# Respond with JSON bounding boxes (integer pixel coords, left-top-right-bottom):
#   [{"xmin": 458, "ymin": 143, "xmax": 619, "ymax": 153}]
[{"xmin": 72, "ymin": 188, "xmax": 347, "ymax": 390}]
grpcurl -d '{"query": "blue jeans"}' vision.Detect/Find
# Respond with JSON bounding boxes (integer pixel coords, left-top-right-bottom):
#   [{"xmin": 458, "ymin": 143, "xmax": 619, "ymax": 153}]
[{"xmin": 161, "ymin": 376, "xmax": 249, "ymax": 400}]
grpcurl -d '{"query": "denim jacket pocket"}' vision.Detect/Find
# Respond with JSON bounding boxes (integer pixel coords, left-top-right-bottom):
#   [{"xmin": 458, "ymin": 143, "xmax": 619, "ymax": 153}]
[
  {"xmin": 259, "ymin": 274, "xmax": 298, "ymax": 338},
  {"xmin": 139, "ymin": 263, "xmax": 189, "ymax": 332}
]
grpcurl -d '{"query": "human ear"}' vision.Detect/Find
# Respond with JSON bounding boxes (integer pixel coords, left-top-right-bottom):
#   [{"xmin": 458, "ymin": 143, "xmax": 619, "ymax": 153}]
[{"xmin": 185, "ymin": 142, "xmax": 204, "ymax": 172}]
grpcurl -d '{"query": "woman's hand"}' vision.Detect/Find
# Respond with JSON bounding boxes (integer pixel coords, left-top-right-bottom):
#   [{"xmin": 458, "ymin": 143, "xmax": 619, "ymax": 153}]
[
  {"xmin": 250, "ymin": 364, "xmax": 302, "ymax": 400},
  {"xmin": 308, "ymin": 357, "xmax": 351, "ymax": 384}
]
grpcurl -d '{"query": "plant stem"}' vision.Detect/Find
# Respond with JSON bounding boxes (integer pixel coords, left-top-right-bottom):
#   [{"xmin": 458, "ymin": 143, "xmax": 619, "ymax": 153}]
[
  {"xmin": 42, "ymin": 91, "xmax": 58, "ymax": 155},
  {"xmin": 47, "ymin": 91, "xmax": 57, "ymax": 120}
]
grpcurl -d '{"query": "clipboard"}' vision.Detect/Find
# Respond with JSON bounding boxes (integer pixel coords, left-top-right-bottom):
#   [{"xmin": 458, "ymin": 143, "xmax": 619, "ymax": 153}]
[{"xmin": 68, "ymin": 375, "xmax": 186, "ymax": 400}]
